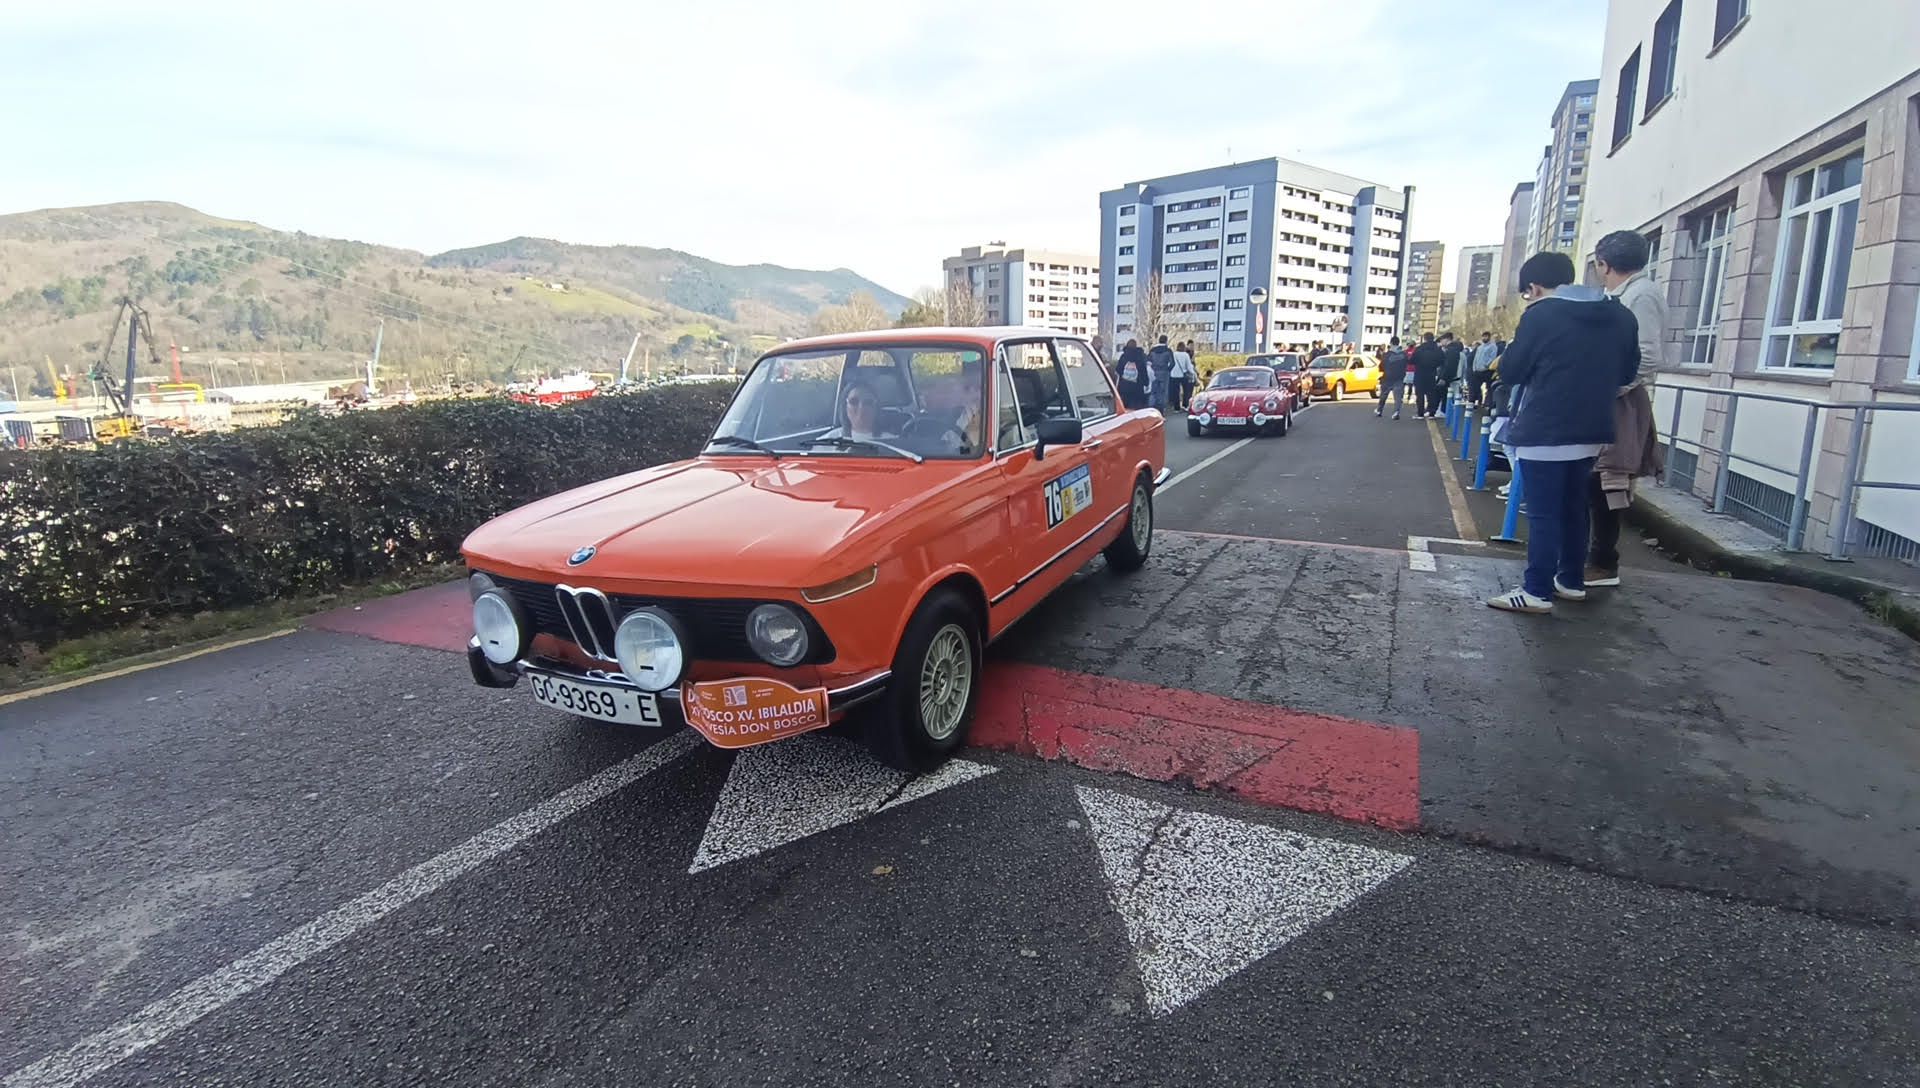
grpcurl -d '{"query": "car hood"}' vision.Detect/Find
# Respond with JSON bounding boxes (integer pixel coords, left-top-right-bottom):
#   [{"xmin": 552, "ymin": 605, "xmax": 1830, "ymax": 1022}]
[
  {"xmin": 462, "ymin": 456, "xmax": 974, "ymax": 590},
  {"xmin": 1199, "ymin": 388, "xmax": 1280, "ymax": 402}
]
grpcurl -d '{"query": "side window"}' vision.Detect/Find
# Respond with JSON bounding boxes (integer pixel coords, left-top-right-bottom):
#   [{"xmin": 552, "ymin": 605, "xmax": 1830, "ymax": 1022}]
[
  {"xmin": 1350, "ymin": 358, "xmax": 1367, "ymax": 371},
  {"xmin": 1055, "ymin": 339, "xmax": 1116, "ymax": 419},
  {"xmin": 994, "ymin": 360, "xmax": 1026, "ymax": 450},
  {"xmin": 1000, "ymin": 341, "xmax": 1075, "ymax": 435}
]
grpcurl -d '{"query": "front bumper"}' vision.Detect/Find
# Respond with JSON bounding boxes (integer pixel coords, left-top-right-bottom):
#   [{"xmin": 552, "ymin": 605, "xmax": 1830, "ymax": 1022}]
[{"xmin": 466, "ymin": 637, "xmax": 892, "ymax": 722}]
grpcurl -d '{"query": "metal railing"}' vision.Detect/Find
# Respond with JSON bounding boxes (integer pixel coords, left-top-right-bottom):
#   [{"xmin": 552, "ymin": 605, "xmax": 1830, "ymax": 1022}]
[{"xmin": 1651, "ymin": 382, "xmax": 1920, "ymax": 561}]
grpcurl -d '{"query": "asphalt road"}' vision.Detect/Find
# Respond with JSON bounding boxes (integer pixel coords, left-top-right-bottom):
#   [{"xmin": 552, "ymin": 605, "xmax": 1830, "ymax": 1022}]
[{"xmin": 4, "ymin": 399, "xmax": 1918, "ymax": 1087}]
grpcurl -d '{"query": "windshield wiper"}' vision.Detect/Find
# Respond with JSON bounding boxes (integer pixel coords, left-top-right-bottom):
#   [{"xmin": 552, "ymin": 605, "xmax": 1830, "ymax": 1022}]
[
  {"xmin": 802, "ymin": 436, "xmax": 924, "ymax": 463},
  {"xmin": 705, "ymin": 434, "xmax": 782, "ymax": 456}
]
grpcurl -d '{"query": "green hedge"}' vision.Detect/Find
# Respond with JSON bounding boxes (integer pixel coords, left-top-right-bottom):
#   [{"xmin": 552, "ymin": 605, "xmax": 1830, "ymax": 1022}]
[{"xmin": 0, "ymin": 385, "xmax": 734, "ymax": 661}]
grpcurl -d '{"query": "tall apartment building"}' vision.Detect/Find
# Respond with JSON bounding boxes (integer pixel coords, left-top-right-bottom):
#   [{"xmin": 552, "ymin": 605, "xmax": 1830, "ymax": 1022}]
[
  {"xmin": 1501, "ymin": 183, "xmax": 1535, "ymax": 296},
  {"xmin": 1403, "ymin": 241, "xmax": 1445, "ymax": 336},
  {"xmin": 1454, "ymin": 245, "xmax": 1501, "ymax": 309},
  {"xmin": 1098, "ymin": 158, "xmax": 1409, "ymax": 352},
  {"xmin": 1584, "ymin": 0, "xmax": 1920, "ymax": 559},
  {"xmin": 1527, "ymin": 80, "xmax": 1600, "ymax": 256},
  {"xmin": 941, "ymin": 244, "xmax": 1099, "ymax": 336},
  {"xmin": 1437, "ymin": 293, "xmax": 1456, "ymax": 331}
]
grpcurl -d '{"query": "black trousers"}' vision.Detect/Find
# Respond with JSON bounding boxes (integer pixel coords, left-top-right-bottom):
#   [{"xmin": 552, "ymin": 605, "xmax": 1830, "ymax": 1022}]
[
  {"xmin": 1467, "ymin": 369, "xmax": 1490, "ymax": 405},
  {"xmin": 1589, "ymin": 473, "xmax": 1622, "ymax": 571},
  {"xmin": 1417, "ymin": 379, "xmax": 1443, "ymax": 417}
]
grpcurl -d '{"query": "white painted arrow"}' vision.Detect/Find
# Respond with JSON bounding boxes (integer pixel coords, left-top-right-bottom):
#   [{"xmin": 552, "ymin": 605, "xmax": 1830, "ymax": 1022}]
[
  {"xmin": 1076, "ymin": 785, "xmax": 1413, "ymax": 1017},
  {"xmin": 689, "ymin": 737, "xmax": 997, "ymax": 874}
]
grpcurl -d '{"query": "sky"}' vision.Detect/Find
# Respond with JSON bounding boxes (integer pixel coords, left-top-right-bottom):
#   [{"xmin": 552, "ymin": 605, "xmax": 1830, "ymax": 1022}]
[{"xmin": 0, "ymin": 0, "xmax": 1607, "ymax": 298}]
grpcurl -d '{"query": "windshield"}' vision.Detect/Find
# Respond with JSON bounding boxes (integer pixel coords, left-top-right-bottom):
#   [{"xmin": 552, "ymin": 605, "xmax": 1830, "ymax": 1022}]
[
  {"xmin": 710, "ymin": 344, "xmax": 988, "ymax": 459},
  {"xmin": 1207, "ymin": 369, "xmax": 1275, "ymax": 391},
  {"xmin": 1251, "ymin": 354, "xmax": 1303, "ymax": 372}
]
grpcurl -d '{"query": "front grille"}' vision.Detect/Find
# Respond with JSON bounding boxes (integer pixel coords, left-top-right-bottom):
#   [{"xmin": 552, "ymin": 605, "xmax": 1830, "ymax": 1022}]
[{"xmin": 490, "ymin": 575, "xmax": 832, "ymax": 665}]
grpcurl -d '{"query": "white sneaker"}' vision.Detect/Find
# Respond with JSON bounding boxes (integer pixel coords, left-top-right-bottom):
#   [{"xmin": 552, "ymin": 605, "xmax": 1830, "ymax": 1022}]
[
  {"xmin": 1487, "ymin": 588, "xmax": 1552, "ymax": 614},
  {"xmin": 1553, "ymin": 577, "xmax": 1588, "ymax": 602}
]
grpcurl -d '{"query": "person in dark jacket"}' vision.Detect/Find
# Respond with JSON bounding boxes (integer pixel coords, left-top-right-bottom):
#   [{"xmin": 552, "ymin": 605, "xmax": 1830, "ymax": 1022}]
[
  {"xmin": 1410, "ymin": 333, "xmax": 1445, "ymax": 418},
  {"xmin": 1114, "ymin": 339, "xmax": 1150, "ymax": 409},
  {"xmin": 1486, "ymin": 251, "xmax": 1640, "ymax": 615},
  {"xmin": 1146, "ymin": 335, "xmax": 1176, "ymax": 411},
  {"xmin": 1374, "ymin": 336, "xmax": 1410, "ymax": 420},
  {"xmin": 1439, "ymin": 332, "xmax": 1464, "ymax": 395}
]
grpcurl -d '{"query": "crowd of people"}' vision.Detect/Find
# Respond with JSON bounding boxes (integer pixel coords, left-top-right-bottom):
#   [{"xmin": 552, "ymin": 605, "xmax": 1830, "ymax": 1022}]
[{"xmin": 1110, "ymin": 335, "xmax": 1201, "ymax": 412}]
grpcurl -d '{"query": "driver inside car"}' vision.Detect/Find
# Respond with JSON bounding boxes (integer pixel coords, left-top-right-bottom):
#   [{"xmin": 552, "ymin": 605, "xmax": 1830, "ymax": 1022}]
[{"xmin": 820, "ymin": 378, "xmax": 900, "ymax": 442}]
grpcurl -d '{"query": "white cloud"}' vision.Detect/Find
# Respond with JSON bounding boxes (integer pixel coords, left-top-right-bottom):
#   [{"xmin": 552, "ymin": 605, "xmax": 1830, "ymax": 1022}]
[{"xmin": 0, "ymin": 0, "xmax": 1603, "ymax": 295}]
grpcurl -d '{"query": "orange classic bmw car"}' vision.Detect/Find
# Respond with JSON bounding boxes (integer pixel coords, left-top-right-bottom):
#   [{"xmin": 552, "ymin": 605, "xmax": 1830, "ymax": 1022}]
[{"xmin": 462, "ymin": 327, "xmax": 1168, "ymax": 769}]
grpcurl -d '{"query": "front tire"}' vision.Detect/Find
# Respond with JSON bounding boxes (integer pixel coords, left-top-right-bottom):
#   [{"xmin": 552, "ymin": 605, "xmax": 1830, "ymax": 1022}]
[
  {"xmin": 1332, "ymin": 382, "xmax": 1346, "ymax": 402},
  {"xmin": 1276, "ymin": 411, "xmax": 1290, "ymax": 437},
  {"xmin": 866, "ymin": 588, "xmax": 980, "ymax": 772},
  {"xmin": 1187, "ymin": 418, "xmax": 1203, "ymax": 437},
  {"xmin": 1103, "ymin": 474, "xmax": 1153, "ymax": 575}
]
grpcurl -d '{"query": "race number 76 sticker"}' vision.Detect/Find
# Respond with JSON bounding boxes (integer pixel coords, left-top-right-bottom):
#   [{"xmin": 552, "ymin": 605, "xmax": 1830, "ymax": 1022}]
[{"xmin": 1044, "ymin": 464, "xmax": 1094, "ymax": 529}]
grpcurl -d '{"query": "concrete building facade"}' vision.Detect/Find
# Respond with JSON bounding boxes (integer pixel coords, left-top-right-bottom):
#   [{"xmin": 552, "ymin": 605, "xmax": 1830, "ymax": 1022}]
[
  {"xmin": 1501, "ymin": 183, "xmax": 1535, "ymax": 297},
  {"xmin": 1403, "ymin": 241, "xmax": 1445, "ymax": 336},
  {"xmin": 942, "ymin": 244, "xmax": 1099, "ymax": 336},
  {"xmin": 1098, "ymin": 159, "xmax": 1408, "ymax": 352},
  {"xmin": 1454, "ymin": 245, "xmax": 1501, "ymax": 309},
  {"xmin": 1528, "ymin": 80, "xmax": 1601, "ymax": 257},
  {"xmin": 1584, "ymin": 0, "xmax": 1920, "ymax": 559}
]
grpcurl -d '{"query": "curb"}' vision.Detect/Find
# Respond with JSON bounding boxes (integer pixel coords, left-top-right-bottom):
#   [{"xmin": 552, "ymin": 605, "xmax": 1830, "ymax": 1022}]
[{"xmin": 1625, "ymin": 490, "xmax": 1920, "ymax": 643}]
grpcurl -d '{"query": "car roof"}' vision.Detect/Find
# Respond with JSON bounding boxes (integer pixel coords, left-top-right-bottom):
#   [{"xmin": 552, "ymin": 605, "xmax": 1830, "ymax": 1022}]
[
  {"xmin": 1215, "ymin": 366, "xmax": 1271, "ymax": 374},
  {"xmin": 771, "ymin": 326, "xmax": 1085, "ymax": 353}
]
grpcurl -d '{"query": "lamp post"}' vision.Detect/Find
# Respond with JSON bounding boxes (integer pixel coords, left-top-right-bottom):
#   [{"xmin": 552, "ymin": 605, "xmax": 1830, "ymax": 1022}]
[{"xmin": 1247, "ymin": 287, "xmax": 1269, "ymax": 353}]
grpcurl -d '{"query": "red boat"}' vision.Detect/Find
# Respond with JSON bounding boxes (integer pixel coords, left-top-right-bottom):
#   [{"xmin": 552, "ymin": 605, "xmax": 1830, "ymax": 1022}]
[{"xmin": 510, "ymin": 372, "xmax": 599, "ymax": 406}]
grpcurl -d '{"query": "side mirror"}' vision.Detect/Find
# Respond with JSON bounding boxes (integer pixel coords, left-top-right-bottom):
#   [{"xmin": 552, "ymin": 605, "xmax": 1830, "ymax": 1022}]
[{"xmin": 1033, "ymin": 417, "xmax": 1083, "ymax": 461}]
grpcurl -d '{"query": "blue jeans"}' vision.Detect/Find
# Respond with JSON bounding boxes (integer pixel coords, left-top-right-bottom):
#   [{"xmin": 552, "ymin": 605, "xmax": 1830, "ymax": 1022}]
[
  {"xmin": 1149, "ymin": 377, "xmax": 1169, "ymax": 409},
  {"xmin": 1517, "ymin": 457, "xmax": 1596, "ymax": 599}
]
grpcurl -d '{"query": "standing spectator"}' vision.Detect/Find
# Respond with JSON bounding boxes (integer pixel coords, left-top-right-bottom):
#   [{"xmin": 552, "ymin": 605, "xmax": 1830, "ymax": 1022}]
[
  {"xmin": 1115, "ymin": 339, "xmax": 1150, "ymax": 410},
  {"xmin": 1171, "ymin": 341, "xmax": 1198, "ymax": 412},
  {"xmin": 1308, "ymin": 340, "xmax": 1331, "ymax": 363},
  {"xmin": 1439, "ymin": 332, "xmax": 1464, "ymax": 401},
  {"xmin": 1587, "ymin": 230, "xmax": 1670, "ymax": 589},
  {"xmin": 1484, "ymin": 252, "xmax": 1640, "ymax": 615},
  {"xmin": 1090, "ymin": 334, "xmax": 1109, "ymax": 363},
  {"xmin": 1468, "ymin": 331, "xmax": 1498, "ymax": 405},
  {"xmin": 1147, "ymin": 335, "xmax": 1177, "ymax": 412},
  {"xmin": 1410, "ymin": 333, "xmax": 1445, "ymax": 418},
  {"xmin": 1375, "ymin": 336, "xmax": 1410, "ymax": 420}
]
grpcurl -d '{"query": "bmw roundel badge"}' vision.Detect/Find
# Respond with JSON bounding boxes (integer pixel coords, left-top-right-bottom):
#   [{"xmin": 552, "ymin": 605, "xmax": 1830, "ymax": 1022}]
[{"xmin": 567, "ymin": 545, "xmax": 597, "ymax": 566}]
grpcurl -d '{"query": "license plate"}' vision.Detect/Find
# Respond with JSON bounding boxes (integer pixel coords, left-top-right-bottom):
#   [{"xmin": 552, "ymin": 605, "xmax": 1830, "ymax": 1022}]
[
  {"xmin": 526, "ymin": 670, "xmax": 662, "ymax": 726},
  {"xmin": 1214, "ymin": 416, "xmax": 1247, "ymax": 425}
]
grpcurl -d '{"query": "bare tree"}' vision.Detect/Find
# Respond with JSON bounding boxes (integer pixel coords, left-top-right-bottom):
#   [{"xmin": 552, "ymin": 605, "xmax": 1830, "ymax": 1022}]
[
  {"xmin": 1130, "ymin": 272, "xmax": 1197, "ymax": 348},
  {"xmin": 809, "ymin": 291, "xmax": 892, "ymax": 335},
  {"xmin": 946, "ymin": 279, "xmax": 987, "ymax": 326},
  {"xmin": 896, "ymin": 286, "xmax": 948, "ymax": 327}
]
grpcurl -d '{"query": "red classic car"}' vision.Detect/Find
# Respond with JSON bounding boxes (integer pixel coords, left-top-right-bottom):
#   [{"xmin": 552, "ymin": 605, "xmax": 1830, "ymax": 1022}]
[
  {"xmin": 1186, "ymin": 366, "xmax": 1296, "ymax": 438},
  {"xmin": 461, "ymin": 327, "xmax": 1168, "ymax": 770}
]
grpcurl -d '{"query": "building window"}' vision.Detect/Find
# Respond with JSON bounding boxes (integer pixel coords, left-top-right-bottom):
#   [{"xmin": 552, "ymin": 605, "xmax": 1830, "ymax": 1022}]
[
  {"xmin": 1764, "ymin": 148, "xmax": 1864, "ymax": 370},
  {"xmin": 1119, "ymin": 245, "xmax": 1134, "ymax": 256},
  {"xmin": 1713, "ymin": 0, "xmax": 1748, "ymax": 46},
  {"xmin": 1118, "ymin": 265, "xmax": 1133, "ymax": 275},
  {"xmin": 1117, "ymin": 304, "xmax": 1133, "ymax": 314},
  {"xmin": 1684, "ymin": 204, "xmax": 1733, "ymax": 366},
  {"xmin": 1224, "ymin": 298, "xmax": 1244, "ymax": 310},
  {"xmin": 1612, "ymin": 47, "xmax": 1640, "ymax": 148},
  {"xmin": 1226, "ymin": 255, "xmax": 1247, "ymax": 267},
  {"xmin": 1228, "ymin": 210, "xmax": 1248, "ymax": 222},
  {"xmin": 1118, "ymin": 225, "xmax": 1135, "ymax": 236},
  {"xmin": 1646, "ymin": 227, "xmax": 1663, "ymax": 282},
  {"xmin": 1225, "ymin": 276, "xmax": 1245, "ymax": 288},
  {"xmin": 1120, "ymin": 205, "xmax": 1136, "ymax": 217},
  {"xmin": 1117, "ymin": 285, "xmax": 1133, "ymax": 296},
  {"xmin": 1646, "ymin": 1, "xmax": 1681, "ymax": 116},
  {"xmin": 1227, "ymin": 233, "xmax": 1247, "ymax": 245},
  {"xmin": 1230, "ymin": 187, "xmax": 1251, "ymax": 199}
]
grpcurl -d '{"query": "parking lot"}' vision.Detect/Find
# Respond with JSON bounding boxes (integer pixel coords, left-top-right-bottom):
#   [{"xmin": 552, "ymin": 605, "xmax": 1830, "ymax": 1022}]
[{"xmin": 6, "ymin": 401, "xmax": 1919, "ymax": 1087}]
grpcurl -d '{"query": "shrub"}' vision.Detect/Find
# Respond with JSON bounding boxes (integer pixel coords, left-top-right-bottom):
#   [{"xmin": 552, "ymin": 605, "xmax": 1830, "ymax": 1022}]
[{"xmin": 0, "ymin": 385, "xmax": 733, "ymax": 661}]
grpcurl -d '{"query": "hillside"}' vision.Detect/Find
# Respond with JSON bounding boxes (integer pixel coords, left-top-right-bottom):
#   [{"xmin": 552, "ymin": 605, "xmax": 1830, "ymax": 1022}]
[{"xmin": 0, "ymin": 202, "xmax": 907, "ymax": 393}]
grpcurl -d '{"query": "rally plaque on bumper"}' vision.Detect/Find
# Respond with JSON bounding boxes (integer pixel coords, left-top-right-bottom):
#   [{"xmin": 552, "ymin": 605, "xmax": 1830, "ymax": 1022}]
[{"xmin": 680, "ymin": 677, "xmax": 831, "ymax": 749}]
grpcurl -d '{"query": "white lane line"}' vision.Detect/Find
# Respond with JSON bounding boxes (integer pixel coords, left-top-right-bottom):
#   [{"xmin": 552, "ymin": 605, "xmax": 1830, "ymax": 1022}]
[
  {"xmin": 1406, "ymin": 534, "xmax": 1485, "ymax": 572},
  {"xmin": 4, "ymin": 730, "xmax": 703, "ymax": 1088},
  {"xmin": 1158, "ymin": 437, "xmax": 1256, "ymax": 496}
]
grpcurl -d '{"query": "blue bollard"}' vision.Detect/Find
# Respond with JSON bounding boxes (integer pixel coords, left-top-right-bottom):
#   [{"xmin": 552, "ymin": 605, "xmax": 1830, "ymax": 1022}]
[
  {"xmin": 1470, "ymin": 417, "xmax": 1494, "ymax": 489},
  {"xmin": 1458, "ymin": 403, "xmax": 1474, "ymax": 460},
  {"xmin": 1491, "ymin": 457, "xmax": 1525, "ymax": 542},
  {"xmin": 1449, "ymin": 394, "xmax": 1465, "ymax": 439}
]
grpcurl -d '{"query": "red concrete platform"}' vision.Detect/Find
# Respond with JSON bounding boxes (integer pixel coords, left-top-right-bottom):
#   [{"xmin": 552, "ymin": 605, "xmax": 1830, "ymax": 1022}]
[{"xmin": 309, "ymin": 582, "xmax": 1420, "ymax": 830}]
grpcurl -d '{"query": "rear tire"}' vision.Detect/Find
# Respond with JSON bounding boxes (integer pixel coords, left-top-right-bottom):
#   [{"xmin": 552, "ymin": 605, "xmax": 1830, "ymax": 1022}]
[
  {"xmin": 865, "ymin": 588, "xmax": 980, "ymax": 772},
  {"xmin": 1103, "ymin": 474, "xmax": 1153, "ymax": 575}
]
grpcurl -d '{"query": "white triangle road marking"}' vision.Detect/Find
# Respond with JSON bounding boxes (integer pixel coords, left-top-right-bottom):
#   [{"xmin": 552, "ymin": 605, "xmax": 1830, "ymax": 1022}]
[
  {"xmin": 688, "ymin": 736, "xmax": 998, "ymax": 874},
  {"xmin": 1075, "ymin": 785, "xmax": 1413, "ymax": 1018}
]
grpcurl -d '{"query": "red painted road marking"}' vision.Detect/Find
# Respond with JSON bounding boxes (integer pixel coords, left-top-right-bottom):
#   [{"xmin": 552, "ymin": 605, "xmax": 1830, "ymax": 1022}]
[
  {"xmin": 971, "ymin": 663, "xmax": 1419, "ymax": 830},
  {"xmin": 309, "ymin": 582, "xmax": 1421, "ymax": 829}
]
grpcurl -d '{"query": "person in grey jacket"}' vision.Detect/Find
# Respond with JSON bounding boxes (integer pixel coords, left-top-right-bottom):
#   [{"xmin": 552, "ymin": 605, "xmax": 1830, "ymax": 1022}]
[
  {"xmin": 1147, "ymin": 336, "xmax": 1176, "ymax": 411},
  {"xmin": 1587, "ymin": 230, "xmax": 1670, "ymax": 589}
]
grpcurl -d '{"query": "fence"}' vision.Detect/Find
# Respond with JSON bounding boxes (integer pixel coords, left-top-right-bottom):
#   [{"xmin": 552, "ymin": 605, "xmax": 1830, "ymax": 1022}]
[{"xmin": 1649, "ymin": 383, "xmax": 1920, "ymax": 562}]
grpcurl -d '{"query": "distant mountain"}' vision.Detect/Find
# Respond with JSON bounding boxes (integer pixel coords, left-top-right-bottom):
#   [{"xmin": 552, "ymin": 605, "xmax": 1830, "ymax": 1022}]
[{"xmin": 0, "ymin": 201, "xmax": 908, "ymax": 393}]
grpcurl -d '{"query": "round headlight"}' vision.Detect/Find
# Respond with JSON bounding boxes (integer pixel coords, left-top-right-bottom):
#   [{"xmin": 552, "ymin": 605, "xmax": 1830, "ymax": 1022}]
[
  {"xmin": 472, "ymin": 591, "xmax": 524, "ymax": 666},
  {"xmin": 614, "ymin": 608, "xmax": 685, "ymax": 693},
  {"xmin": 1264, "ymin": 397, "xmax": 1280, "ymax": 411},
  {"xmin": 469, "ymin": 571, "xmax": 497, "ymax": 600},
  {"xmin": 747, "ymin": 603, "xmax": 810, "ymax": 667}
]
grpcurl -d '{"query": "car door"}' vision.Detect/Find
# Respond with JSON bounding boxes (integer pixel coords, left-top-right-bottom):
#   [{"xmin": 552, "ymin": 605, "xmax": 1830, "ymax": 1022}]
[
  {"xmin": 1054, "ymin": 337, "xmax": 1131, "ymax": 523},
  {"xmin": 986, "ymin": 339, "xmax": 1095, "ymax": 623},
  {"xmin": 1348, "ymin": 355, "xmax": 1378, "ymax": 392}
]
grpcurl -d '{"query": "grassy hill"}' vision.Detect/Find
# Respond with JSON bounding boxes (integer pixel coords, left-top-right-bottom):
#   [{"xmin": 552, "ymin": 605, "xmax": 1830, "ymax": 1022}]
[{"xmin": 0, "ymin": 202, "xmax": 907, "ymax": 394}]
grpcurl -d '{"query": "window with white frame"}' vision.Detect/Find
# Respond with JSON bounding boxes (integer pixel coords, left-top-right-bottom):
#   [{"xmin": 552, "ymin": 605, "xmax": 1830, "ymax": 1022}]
[
  {"xmin": 1229, "ymin": 187, "xmax": 1250, "ymax": 199},
  {"xmin": 1646, "ymin": 1, "xmax": 1681, "ymax": 116},
  {"xmin": 1713, "ymin": 0, "xmax": 1748, "ymax": 46},
  {"xmin": 1764, "ymin": 148, "xmax": 1864, "ymax": 369},
  {"xmin": 1684, "ymin": 204, "xmax": 1733, "ymax": 366},
  {"xmin": 1120, "ymin": 205, "xmax": 1136, "ymax": 217}
]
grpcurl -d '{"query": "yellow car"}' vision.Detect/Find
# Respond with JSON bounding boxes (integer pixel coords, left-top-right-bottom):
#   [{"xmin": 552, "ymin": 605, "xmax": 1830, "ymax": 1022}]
[{"xmin": 1303, "ymin": 354, "xmax": 1383, "ymax": 402}]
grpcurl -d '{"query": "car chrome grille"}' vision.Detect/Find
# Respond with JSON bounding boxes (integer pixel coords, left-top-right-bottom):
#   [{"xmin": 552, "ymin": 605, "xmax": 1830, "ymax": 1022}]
[{"xmin": 489, "ymin": 575, "xmax": 833, "ymax": 665}]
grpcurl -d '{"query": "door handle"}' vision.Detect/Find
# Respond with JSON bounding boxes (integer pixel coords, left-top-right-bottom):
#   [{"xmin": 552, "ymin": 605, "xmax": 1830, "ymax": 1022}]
[{"xmin": 1082, "ymin": 439, "xmax": 1103, "ymax": 451}]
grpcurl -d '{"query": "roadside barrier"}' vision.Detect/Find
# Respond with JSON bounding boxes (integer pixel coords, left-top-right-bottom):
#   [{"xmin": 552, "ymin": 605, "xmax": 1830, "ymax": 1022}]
[
  {"xmin": 1470, "ymin": 415, "xmax": 1495, "ymax": 491},
  {"xmin": 1491, "ymin": 459, "xmax": 1525, "ymax": 543},
  {"xmin": 1457, "ymin": 403, "xmax": 1475, "ymax": 461}
]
